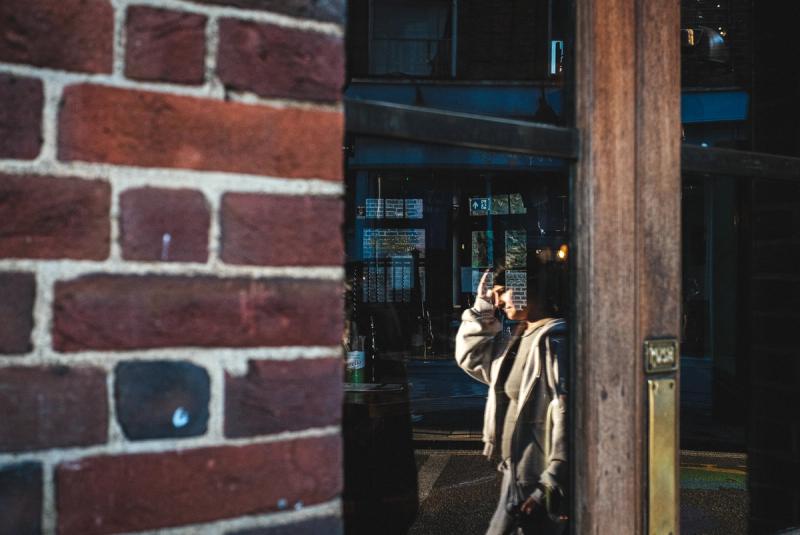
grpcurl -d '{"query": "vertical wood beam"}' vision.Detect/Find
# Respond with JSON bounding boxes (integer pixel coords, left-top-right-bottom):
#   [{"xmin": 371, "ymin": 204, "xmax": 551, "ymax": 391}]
[
  {"xmin": 574, "ymin": 0, "xmax": 680, "ymax": 532},
  {"xmin": 574, "ymin": 0, "xmax": 638, "ymax": 530},
  {"xmin": 636, "ymin": 0, "xmax": 681, "ymax": 532}
]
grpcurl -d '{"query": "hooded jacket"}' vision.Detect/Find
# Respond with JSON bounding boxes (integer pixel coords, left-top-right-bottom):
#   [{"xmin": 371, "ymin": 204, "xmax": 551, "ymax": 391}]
[{"xmin": 454, "ymin": 297, "xmax": 568, "ymax": 494}]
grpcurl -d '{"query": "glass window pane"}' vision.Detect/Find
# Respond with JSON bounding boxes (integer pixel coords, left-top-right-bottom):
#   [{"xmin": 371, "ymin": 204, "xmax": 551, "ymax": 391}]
[
  {"xmin": 681, "ymin": 1, "xmax": 800, "ymax": 158},
  {"xmin": 681, "ymin": 2, "xmax": 800, "ymax": 533},
  {"xmin": 347, "ymin": 0, "xmax": 571, "ymax": 125},
  {"xmin": 343, "ymin": 2, "xmax": 574, "ymax": 533},
  {"xmin": 343, "ymin": 164, "xmax": 571, "ymax": 534}
]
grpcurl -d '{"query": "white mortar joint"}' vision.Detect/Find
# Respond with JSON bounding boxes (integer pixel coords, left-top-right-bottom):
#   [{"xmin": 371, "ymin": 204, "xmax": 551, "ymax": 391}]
[{"xmin": 113, "ymin": 0, "xmax": 344, "ymax": 37}]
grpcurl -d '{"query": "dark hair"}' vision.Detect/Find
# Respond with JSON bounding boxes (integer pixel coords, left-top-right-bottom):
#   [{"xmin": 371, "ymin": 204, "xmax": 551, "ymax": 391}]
[{"xmin": 492, "ymin": 246, "xmax": 567, "ymax": 320}]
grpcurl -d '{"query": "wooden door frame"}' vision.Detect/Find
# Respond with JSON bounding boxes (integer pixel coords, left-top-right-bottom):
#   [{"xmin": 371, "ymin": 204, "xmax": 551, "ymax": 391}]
[{"xmin": 573, "ymin": 0, "xmax": 681, "ymax": 532}]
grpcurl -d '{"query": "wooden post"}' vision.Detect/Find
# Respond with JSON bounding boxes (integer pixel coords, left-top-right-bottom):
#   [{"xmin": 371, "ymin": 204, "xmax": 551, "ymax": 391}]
[{"xmin": 573, "ymin": 0, "xmax": 680, "ymax": 532}]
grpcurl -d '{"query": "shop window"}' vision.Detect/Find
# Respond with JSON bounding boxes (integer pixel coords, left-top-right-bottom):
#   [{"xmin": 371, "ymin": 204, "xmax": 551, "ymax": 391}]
[
  {"xmin": 348, "ymin": 0, "xmax": 563, "ymax": 81},
  {"xmin": 680, "ymin": 1, "xmax": 800, "ymax": 532},
  {"xmin": 369, "ymin": 0, "xmax": 453, "ymax": 78},
  {"xmin": 345, "ymin": 171, "xmax": 569, "ymax": 363}
]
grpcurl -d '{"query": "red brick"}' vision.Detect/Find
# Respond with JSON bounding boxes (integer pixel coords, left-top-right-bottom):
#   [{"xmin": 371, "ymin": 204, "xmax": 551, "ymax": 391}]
[
  {"xmin": 120, "ymin": 188, "xmax": 210, "ymax": 262},
  {"xmin": 0, "ymin": 74, "xmax": 43, "ymax": 159},
  {"xmin": 125, "ymin": 7, "xmax": 207, "ymax": 85},
  {"xmin": 0, "ymin": 0, "xmax": 113, "ymax": 73},
  {"xmin": 221, "ymin": 194, "xmax": 343, "ymax": 266},
  {"xmin": 217, "ymin": 20, "xmax": 344, "ymax": 103},
  {"xmin": 58, "ymin": 84, "xmax": 343, "ymax": 180},
  {"xmin": 56, "ymin": 436, "xmax": 342, "ymax": 534},
  {"xmin": 0, "ymin": 462, "xmax": 42, "ymax": 534},
  {"xmin": 53, "ymin": 275, "xmax": 343, "ymax": 351},
  {"xmin": 0, "ymin": 272, "xmax": 35, "ymax": 354},
  {"xmin": 188, "ymin": 0, "xmax": 344, "ymax": 23},
  {"xmin": 229, "ymin": 516, "xmax": 343, "ymax": 535},
  {"xmin": 225, "ymin": 357, "xmax": 342, "ymax": 438},
  {"xmin": 0, "ymin": 366, "xmax": 108, "ymax": 452},
  {"xmin": 0, "ymin": 174, "xmax": 110, "ymax": 260}
]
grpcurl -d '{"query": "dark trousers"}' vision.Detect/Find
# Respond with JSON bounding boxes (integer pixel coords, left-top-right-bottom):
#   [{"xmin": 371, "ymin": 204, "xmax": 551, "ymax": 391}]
[{"xmin": 486, "ymin": 465, "xmax": 565, "ymax": 535}]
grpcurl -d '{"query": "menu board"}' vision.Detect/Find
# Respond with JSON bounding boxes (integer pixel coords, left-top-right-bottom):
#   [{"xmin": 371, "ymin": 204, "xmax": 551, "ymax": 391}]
[{"xmin": 364, "ymin": 198, "xmax": 424, "ymax": 219}]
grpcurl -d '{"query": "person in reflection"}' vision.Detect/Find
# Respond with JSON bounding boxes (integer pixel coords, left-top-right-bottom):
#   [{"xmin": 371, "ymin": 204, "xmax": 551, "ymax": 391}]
[{"xmin": 455, "ymin": 264, "xmax": 568, "ymax": 535}]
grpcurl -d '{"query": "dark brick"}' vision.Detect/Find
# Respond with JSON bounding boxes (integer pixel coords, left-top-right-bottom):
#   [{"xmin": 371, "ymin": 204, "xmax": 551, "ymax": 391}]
[
  {"xmin": 748, "ymin": 452, "xmax": 800, "ymax": 490},
  {"xmin": 120, "ymin": 188, "xmax": 210, "ymax": 262},
  {"xmin": 229, "ymin": 515, "xmax": 343, "ymax": 535},
  {"xmin": 0, "ymin": 272, "xmax": 35, "ymax": 354},
  {"xmin": 752, "ymin": 241, "xmax": 800, "ymax": 275},
  {"xmin": 56, "ymin": 436, "xmax": 342, "ymax": 534},
  {"xmin": 751, "ymin": 278, "xmax": 800, "ymax": 313},
  {"xmin": 753, "ymin": 179, "xmax": 800, "ymax": 206},
  {"xmin": 0, "ymin": 0, "xmax": 113, "ymax": 73},
  {"xmin": 221, "ymin": 194, "xmax": 343, "ymax": 266},
  {"xmin": 0, "ymin": 462, "xmax": 42, "ymax": 535},
  {"xmin": 125, "ymin": 7, "xmax": 207, "ymax": 85},
  {"xmin": 0, "ymin": 74, "xmax": 43, "ymax": 159},
  {"xmin": 115, "ymin": 361, "xmax": 210, "ymax": 440},
  {"xmin": 748, "ymin": 417, "xmax": 796, "ymax": 456},
  {"xmin": 58, "ymin": 84, "xmax": 343, "ymax": 180},
  {"xmin": 0, "ymin": 366, "xmax": 107, "ymax": 452},
  {"xmin": 750, "ymin": 348, "xmax": 800, "ymax": 389},
  {"xmin": 750, "ymin": 385, "xmax": 800, "ymax": 426},
  {"xmin": 187, "ymin": 0, "xmax": 344, "ymax": 23},
  {"xmin": 217, "ymin": 20, "xmax": 344, "ymax": 103},
  {"xmin": 225, "ymin": 357, "xmax": 341, "ymax": 438},
  {"xmin": 751, "ymin": 313, "xmax": 798, "ymax": 348},
  {"xmin": 753, "ymin": 209, "xmax": 794, "ymax": 241},
  {"xmin": 53, "ymin": 275, "xmax": 343, "ymax": 351},
  {"xmin": 0, "ymin": 174, "xmax": 110, "ymax": 260},
  {"xmin": 749, "ymin": 483, "xmax": 798, "ymax": 525}
]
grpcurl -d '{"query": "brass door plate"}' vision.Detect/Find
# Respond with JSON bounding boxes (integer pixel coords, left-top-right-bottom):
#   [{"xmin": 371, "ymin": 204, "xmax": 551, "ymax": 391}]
[
  {"xmin": 648, "ymin": 378, "xmax": 677, "ymax": 535},
  {"xmin": 644, "ymin": 339, "xmax": 678, "ymax": 374}
]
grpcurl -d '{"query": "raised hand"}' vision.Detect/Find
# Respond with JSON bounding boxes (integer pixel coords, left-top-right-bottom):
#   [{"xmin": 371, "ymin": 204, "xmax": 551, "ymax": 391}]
[{"xmin": 476, "ymin": 269, "xmax": 500, "ymax": 308}]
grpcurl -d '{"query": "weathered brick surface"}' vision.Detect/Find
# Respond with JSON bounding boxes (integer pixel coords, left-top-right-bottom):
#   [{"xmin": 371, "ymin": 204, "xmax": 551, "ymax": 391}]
[
  {"xmin": 221, "ymin": 194, "xmax": 343, "ymax": 266},
  {"xmin": 225, "ymin": 357, "xmax": 342, "ymax": 438},
  {"xmin": 58, "ymin": 84, "xmax": 343, "ymax": 180},
  {"xmin": 0, "ymin": 272, "xmax": 35, "ymax": 354},
  {"xmin": 120, "ymin": 187, "xmax": 210, "ymax": 262},
  {"xmin": 0, "ymin": 0, "xmax": 113, "ymax": 73},
  {"xmin": 115, "ymin": 361, "xmax": 210, "ymax": 440},
  {"xmin": 0, "ymin": 366, "xmax": 107, "ymax": 452},
  {"xmin": 53, "ymin": 275, "xmax": 343, "ymax": 351},
  {"xmin": 188, "ymin": 0, "xmax": 345, "ymax": 23},
  {"xmin": 125, "ymin": 7, "xmax": 207, "ymax": 85},
  {"xmin": 0, "ymin": 74, "xmax": 43, "ymax": 159},
  {"xmin": 229, "ymin": 515, "xmax": 343, "ymax": 535},
  {"xmin": 0, "ymin": 462, "xmax": 42, "ymax": 534},
  {"xmin": 56, "ymin": 436, "xmax": 342, "ymax": 534},
  {"xmin": 218, "ymin": 20, "xmax": 344, "ymax": 103},
  {"xmin": 0, "ymin": 174, "xmax": 110, "ymax": 260}
]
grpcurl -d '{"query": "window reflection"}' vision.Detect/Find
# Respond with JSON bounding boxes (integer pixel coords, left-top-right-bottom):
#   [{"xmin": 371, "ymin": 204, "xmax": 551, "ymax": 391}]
[
  {"xmin": 343, "ymin": 1, "xmax": 574, "ymax": 532},
  {"xmin": 345, "ymin": 171, "xmax": 568, "ymax": 367},
  {"xmin": 342, "ymin": 166, "xmax": 570, "ymax": 534},
  {"xmin": 680, "ymin": 2, "xmax": 800, "ymax": 533}
]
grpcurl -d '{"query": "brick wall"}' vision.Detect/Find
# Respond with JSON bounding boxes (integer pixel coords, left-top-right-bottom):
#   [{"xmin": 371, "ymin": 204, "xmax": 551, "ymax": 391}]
[{"xmin": 0, "ymin": 1, "xmax": 345, "ymax": 533}]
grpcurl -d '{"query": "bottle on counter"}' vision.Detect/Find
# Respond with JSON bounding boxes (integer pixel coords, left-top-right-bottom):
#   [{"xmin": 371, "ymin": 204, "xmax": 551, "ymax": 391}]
[
  {"xmin": 346, "ymin": 322, "xmax": 366, "ymax": 383},
  {"xmin": 368, "ymin": 315, "xmax": 379, "ymax": 383}
]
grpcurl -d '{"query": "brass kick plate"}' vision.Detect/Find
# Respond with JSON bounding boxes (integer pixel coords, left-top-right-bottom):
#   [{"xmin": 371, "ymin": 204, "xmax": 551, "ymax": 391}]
[
  {"xmin": 648, "ymin": 378, "xmax": 677, "ymax": 535},
  {"xmin": 645, "ymin": 339, "xmax": 678, "ymax": 374}
]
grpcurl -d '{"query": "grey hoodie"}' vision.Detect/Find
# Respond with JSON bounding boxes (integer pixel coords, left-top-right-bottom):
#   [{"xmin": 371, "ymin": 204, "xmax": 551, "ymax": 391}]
[{"xmin": 454, "ymin": 297, "xmax": 568, "ymax": 493}]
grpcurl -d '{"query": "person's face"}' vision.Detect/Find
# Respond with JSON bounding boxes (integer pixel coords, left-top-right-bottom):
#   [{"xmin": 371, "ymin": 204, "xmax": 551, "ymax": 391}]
[{"xmin": 492, "ymin": 284, "xmax": 528, "ymax": 321}]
